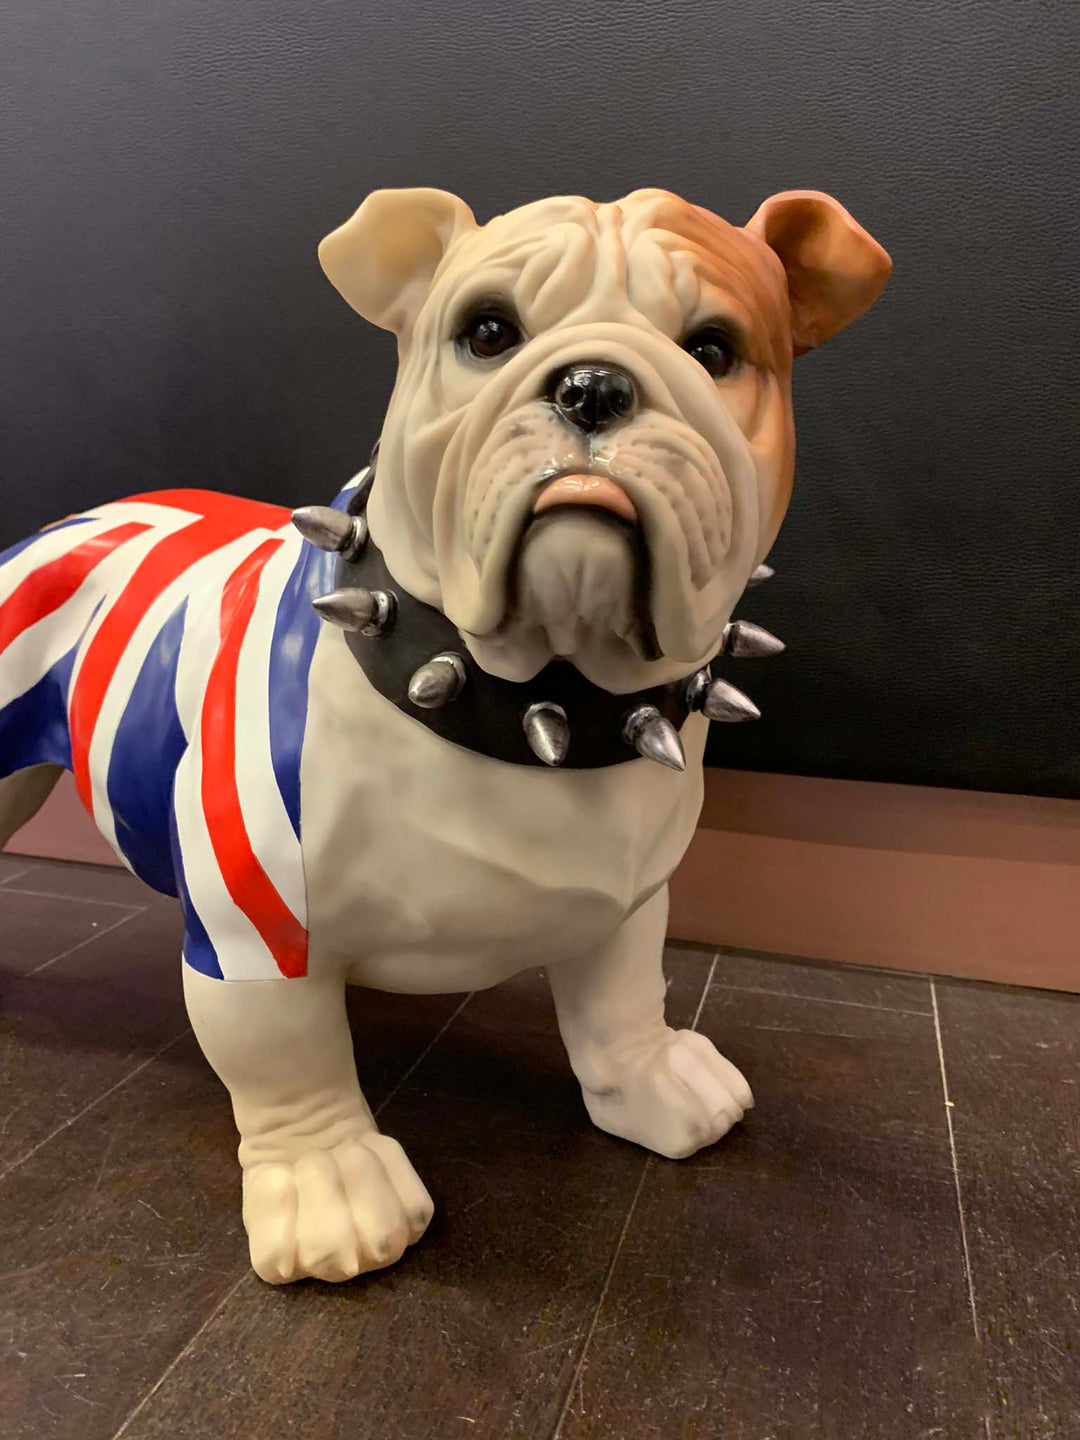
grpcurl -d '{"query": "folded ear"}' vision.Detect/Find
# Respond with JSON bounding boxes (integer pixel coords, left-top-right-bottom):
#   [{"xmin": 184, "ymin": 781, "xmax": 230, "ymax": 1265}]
[
  {"xmin": 745, "ymin": 190, "xmax": 892, "ymax": 356},
  {"xmin": 318, "ymin": 187, "xmax": 477, "ymax": 336}
]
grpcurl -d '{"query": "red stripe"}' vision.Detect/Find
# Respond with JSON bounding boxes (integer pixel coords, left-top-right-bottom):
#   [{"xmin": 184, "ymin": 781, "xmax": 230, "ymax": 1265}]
[
  {"xmin": 70, "ymin": 512, "xmax": 267, "ymax": 811},
  {"xmin": 200, "ymin": 538, "xmax": 308, "ymax": 979},
  {"xmin": 123, "ymin": 489, "xmax": 292, "ymax": 530},
  {"xmin": 0, "ymin": 522, "xmax": 151, "ymax": 659}
]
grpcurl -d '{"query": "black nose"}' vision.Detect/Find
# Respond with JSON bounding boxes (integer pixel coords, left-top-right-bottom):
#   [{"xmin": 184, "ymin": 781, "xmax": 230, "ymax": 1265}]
[{"xmin": 548, "ymin": 363, "xmax": 638, "ymax": 435}]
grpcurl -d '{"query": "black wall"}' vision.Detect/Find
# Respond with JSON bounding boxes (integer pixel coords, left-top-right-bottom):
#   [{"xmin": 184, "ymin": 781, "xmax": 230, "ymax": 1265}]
[{"xmin": 2, "ymin": 0, "xmax": 1077, "ymax": 797}]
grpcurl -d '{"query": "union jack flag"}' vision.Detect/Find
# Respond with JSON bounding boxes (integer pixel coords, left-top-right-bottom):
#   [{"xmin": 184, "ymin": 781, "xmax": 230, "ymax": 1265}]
[{"xmin": 0, "ymin": 483, "xmax": 352, "ymax": 981}]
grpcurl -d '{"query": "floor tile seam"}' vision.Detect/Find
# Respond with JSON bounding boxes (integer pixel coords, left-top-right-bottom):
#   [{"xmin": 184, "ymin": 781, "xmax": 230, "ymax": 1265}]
[
  {"xmin": 373, "ymin": 992, "xmax": 475, "ymax": 1118},
  {"xmin": 549, "ymin": 953, "xmax": 719, "ymax": 1438},
  {"xmin": 109, "ymin": 1269, "xmax": 254, "ymax": 1440},
  {"xmin": 22, "ymin": 908, "xmax": 143, "ymax": 978},
  {"xmin": 108, "ymin": 990, "xmax": 488, "ymax": 1433},
  {"xmin": 706, "ymin": 980, "xmax": 933, "ymax": 1018},
  {"xmin": 930, "ymin": 977, "xmax": 981, "ymax": 1344},
  {"xmin": 2, "ymin": 884, "xmax": 149, "ymax": 912},
  {"xmin": 0, "ymin": 1028, "xmax": 191, "ymax": 1184}
]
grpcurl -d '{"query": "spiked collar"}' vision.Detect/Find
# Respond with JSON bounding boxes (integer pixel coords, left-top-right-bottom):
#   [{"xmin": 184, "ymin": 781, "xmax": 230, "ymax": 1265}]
[{"xmin": 292, "ymin": 461, "xmax": 781, "ymax": 770}]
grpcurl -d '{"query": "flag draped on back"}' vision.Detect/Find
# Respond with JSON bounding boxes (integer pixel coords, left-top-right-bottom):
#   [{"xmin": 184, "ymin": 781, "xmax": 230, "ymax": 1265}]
[{"xmin": 0, "ymin": 486, "xmax": 346, "ymax": 981}]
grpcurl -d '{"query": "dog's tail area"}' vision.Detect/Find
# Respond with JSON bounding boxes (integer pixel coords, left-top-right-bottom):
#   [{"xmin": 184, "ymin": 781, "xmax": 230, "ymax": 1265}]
[
  {"xmin": 0, "ymin": 763, "xmax": 62, "ymax": 850},
  {"xmin": 0, "ymin": 517, "xmax": 98, "ymax": 853}
]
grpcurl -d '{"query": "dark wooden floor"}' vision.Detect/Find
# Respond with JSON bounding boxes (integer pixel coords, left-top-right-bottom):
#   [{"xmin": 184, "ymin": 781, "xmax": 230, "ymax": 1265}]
[{"xmin": 0, "ymin": 856, "xmax": 1076, "ymax": 1440}]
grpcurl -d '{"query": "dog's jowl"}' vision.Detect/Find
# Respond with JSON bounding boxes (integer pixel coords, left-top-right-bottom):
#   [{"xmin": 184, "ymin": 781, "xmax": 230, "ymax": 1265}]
[{"xmin": 0, "ymin": 187, "xmax": 890, "ymax": 1282}]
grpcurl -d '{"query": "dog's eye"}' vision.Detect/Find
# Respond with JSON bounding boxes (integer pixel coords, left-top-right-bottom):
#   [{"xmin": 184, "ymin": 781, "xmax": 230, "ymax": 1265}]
[
  {"xmin": 459, "ymin": 310, "xmax": 523, "ymax": 360},
  {"xmin": 683, "ymin": 325, "xmax": 740, "ymax": 379}
]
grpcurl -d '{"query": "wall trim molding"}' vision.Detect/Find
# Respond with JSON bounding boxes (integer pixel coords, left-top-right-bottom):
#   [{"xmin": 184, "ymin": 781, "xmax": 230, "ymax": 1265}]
[
  {"xmin": 6, "ymin": 768, "xmax": 1078, "ymax": 993},
  {"xmin": 669, "ymin": 769, "xmax": 1079, "ymax": 993}
]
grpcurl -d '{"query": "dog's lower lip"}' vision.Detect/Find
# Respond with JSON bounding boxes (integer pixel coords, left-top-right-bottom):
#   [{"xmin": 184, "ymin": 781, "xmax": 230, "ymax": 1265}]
[{"xmin": 531, "ymin": 474, "xmax": 638, "ymax": 524}]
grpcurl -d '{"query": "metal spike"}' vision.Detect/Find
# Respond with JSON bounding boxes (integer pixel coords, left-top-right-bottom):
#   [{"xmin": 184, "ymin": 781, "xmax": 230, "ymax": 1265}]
[
  {"xmin": 291, "ymin": 505, "xmax": 368, "ymax": 561},
  {"xmin": 683, "ymin": 667, "xmax": 711, "ymax": 712},
  {"xmin": 408, "ymin": 653, "xmax": 467, "ymax": 709},
  {"xmin": 702, "ymin": 678, "xmax": 761, "ymax": 723},
  {"xmin": 722, "ymin": 620, "xmax": 786, "ymax": 659},
  {"xmin": 523, "ymin": 702, "xmax": 570, "ymax": 766},
  {"xmin": 622, "ymin": 704, "xmax": 686, "ymax": 771},
  {"xmin": 312, "ymin": 587, "xmax": 375, "ymax": 630},
  {"xmin": 361, "ymin": 590, "xmax": 396, "ymax": 636},
  {"xmin": 746, "ymin": 563, "xmax": 775, "ymax": 588},
  {"xmin": 312, "ymin": 586, "xmax": 395, "ymax": 636}
]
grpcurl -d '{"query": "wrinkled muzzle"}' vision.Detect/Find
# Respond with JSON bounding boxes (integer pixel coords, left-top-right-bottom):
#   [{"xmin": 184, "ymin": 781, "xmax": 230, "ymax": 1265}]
[{"xmin": 431, "ymin": 325, "xmax": 763, "ymax": 671}]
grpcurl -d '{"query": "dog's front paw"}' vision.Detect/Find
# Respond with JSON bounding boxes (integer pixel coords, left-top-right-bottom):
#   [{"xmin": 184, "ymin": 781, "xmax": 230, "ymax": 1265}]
[
  {"xmin": 581, "ymin": 1029, "xmax": 753, "ymax": 1160},
  {"xmin": 242, "ymin": 1132, "xmax": 433, "ymax": 1284}
]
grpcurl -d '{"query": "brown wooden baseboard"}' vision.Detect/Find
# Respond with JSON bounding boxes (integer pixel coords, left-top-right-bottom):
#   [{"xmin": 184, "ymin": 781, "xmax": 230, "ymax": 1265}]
[
  {"xmin": 669, "ymin": 769, "xmax": 1080, "ymax": 993},
  {"xmin": 7, "ymin": 768, "xmax": 1079, "ymax": 992}
]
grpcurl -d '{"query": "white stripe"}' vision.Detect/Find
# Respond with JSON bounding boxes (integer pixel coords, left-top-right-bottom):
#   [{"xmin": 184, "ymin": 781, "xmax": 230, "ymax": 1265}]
[
  {"xmin": 77, "ymin": 499, "xmax": 206, "ymax": 527},
  {"xmin": 170, "ymin": 532, "xmax": 287, "ymax": 742},
  {"xmin": 0, "ymin": 517, "xmax": 109, "ymax": 603},
  {"xmin": 0, "ymin": 496, "xmax": 299, "ymax": 980},
  {"xmin": 231, "ymin": 532, "xmax": 307, "ymax": 924},
  {"xmin": 172, "ymin": 744, "xmax": 283, "ymax": 981},
  {"xmin": 84, "ymin": 530, "xmax": 273, "ymax": 856},
  {"xmin": 0, "ymin": 524, "xmax": 168, "ymax": 711},
  {"xmin": 0, "ymin": 500, "xmax": 205, "ymax": 612},
  {"xmin": 64, "ymin": 513, "xmax": 196, "ymax": 702}
]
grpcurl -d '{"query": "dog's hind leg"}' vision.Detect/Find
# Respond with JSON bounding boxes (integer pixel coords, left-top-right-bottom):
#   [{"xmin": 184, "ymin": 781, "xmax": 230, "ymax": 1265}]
[{"xmin": 0, "ymin": 764, "xmax": 62, "ymax": 851}]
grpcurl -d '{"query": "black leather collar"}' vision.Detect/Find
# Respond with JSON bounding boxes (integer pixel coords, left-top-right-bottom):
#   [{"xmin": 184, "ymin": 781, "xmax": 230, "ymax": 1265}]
[{"xmin": 335, "ymin": 474, "xmax": 697, "ymax": 769}]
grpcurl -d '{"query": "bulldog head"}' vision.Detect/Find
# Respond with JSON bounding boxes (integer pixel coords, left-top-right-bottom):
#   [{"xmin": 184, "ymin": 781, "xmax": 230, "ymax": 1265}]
[{"xmin": 319, "ymin": 186, "xmax": 890, "ymax": 692}]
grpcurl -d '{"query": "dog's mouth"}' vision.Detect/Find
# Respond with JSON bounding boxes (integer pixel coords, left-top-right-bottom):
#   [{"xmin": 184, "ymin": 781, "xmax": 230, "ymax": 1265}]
[
  {"xmin": 500, "ymin": 467, "xmax": 660, "ymax": 669},
  {"xmin": 439, "ymin": 394, "xmax": 750, "ymax": 686},
  {"xmin": 531, "ymin": 473, "xmax": 639, "ymax": 526}
]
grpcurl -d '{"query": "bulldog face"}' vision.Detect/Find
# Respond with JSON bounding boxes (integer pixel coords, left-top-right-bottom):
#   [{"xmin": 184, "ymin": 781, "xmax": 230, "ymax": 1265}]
[{"xmin": 319, "ymin": 187, "xmax": 890, "ymax": 691}]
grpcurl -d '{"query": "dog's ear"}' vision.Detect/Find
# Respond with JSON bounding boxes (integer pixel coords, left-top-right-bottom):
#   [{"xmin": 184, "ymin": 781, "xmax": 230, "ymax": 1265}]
[
  {"xmin": 319, "ymin": 188, "xmax": 477, "ymax": 336},
  {"xmin": 745, "ymin": 191, "xmax": 892, "ymax": 356}
]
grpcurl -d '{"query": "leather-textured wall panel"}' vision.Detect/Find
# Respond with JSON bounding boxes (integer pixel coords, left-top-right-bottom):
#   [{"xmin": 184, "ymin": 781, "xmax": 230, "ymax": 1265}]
[{"xmin": 2, "ymin": 0, "xmax": 1077, "ymax": 796}]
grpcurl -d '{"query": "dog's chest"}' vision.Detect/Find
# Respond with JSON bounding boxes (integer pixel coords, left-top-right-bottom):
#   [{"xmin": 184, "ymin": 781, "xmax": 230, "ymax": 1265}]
[{"xmin": 299, "ymin": 633, "xmax": 706, "ymax": 992}]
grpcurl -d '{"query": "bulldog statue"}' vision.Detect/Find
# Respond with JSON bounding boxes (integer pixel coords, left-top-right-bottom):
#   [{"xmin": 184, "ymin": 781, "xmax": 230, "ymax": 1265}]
[{"xmin": 0, "ymin": 187, "xmax": 890, "ymax": 1283}]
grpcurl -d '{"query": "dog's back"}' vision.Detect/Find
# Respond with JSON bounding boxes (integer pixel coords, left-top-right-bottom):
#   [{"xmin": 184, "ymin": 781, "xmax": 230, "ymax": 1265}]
[{"xmin": 0, "ymin": 487, "xmax": 340, "ymax": 978}]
